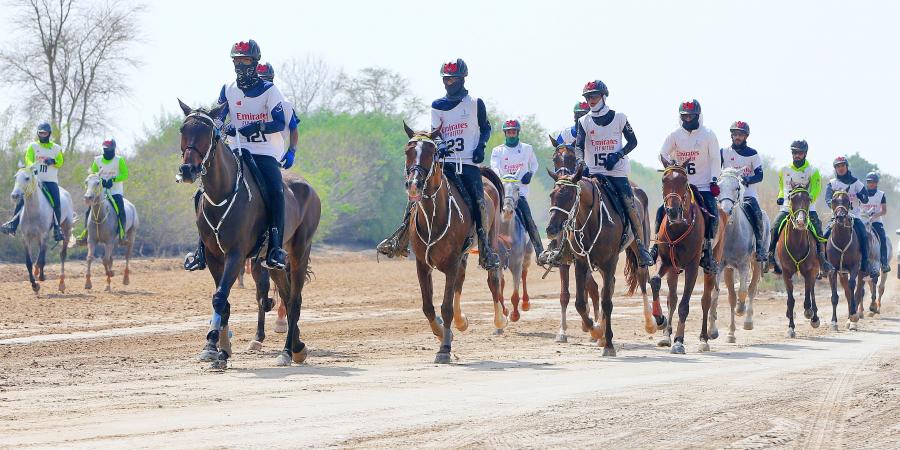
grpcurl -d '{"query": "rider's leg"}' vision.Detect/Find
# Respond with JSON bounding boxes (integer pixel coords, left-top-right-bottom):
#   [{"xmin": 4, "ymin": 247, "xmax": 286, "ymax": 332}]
[
  {"xmin": 744, "ymin": 196, "xmax": 767, "ymax": 261},
  {"xmin": 112, "ymin": 194, "xmax": 126, "ymax": 241},
  {"xmin": 183, "ymin": 190, "xmax": 207, "ymax": 271},
  {"xmin": 810, "ymin": 211, "xmax": 834, "ymax": 274},
  {"xmin": 1, "ymin": 198, "xmax": 24, "ymax": 236},
  {"xmin": 44, "ymin": 182, "xmax": 64, "ymax": 241},
  {"xmin": 699, "ymin": 190, "xmax": 719, "ymax": 274},
  {"xmin": 873, "ymin": 222, "xmax": 890, "ymax": 272},
  {"xmin": 766, "ymin": 210, "xmax": 788, "ymax": 273},
  {"xmin": 650, "ymin": 204, "xmax": 664, "ymax": 262},
  {"xmin": 375, "ymin": 202, "xmax": 413, "ymax": 258},
  {"xmin": 853, "ymin": 217, "xmax": 872, "ymax": 275},
  {"xmin": 516, "ymin": 196, "xmax": 544, "ymax": 257},
  {"xmin": 253, "ymin": 154, "xmax": 287, "ymax": 271},
  {"xmin": 459, "ymin": 164, "xmax": 500, "ymax": 270},
  {"xmin": 611, "ymin": 177, "xmax": 653, "ymax": 267}
]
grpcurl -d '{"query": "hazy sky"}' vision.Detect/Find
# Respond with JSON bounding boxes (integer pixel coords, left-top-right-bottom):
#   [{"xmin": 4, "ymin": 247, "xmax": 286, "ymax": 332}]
[{"xmin": 1, "ymin": 0, "xmax": 898, "ymax": 175}]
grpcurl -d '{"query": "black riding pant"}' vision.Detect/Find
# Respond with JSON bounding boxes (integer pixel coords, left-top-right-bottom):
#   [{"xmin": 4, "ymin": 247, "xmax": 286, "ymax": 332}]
[
  {"xmin": 771, "ymin": 210, "xmax": 825, "ymax": 253},
  {"xmin": 654, "ymin": 189, "xmax": 718, "ymax": 240},
  {"xmin": 42, "ymin": 181, "xmax": 62, "ymax": 225},
  {"xmin": 111, "ymin": 194, "xmax": 126, "ymax": 235},
  {"xmin": 253, "ymin": 154, "xmax": 285, "ymax": 246},
  {"xmin": 742, "ymin": 196, "xmax": 762, "ymax": 231},
  {"xmin": 872, "ymin": 222, "xmax": 889, "ymax": 265},
  {"xmin": 445, "ymin": 163, "xmax": 485, "ymax": 230}
]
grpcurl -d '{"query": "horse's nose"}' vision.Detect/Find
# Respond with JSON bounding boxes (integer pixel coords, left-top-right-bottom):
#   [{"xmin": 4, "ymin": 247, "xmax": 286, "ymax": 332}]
[{"xmin": 179, "ymin": 164, "xmax": 195, "ymax": 183}]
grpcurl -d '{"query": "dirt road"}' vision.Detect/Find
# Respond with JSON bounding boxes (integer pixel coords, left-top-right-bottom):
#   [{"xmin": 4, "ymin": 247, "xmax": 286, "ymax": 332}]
[{"xmin": 1, "ymin": 249, "xmax": 898, "ymax": 449}]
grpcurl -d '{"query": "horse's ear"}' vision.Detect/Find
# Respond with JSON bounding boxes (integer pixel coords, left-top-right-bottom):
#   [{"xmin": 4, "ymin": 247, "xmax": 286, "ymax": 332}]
[
  {"xmin": 429, "ymin": 127, "xmax": 441, "ymax": 141},
  {"xmin": 548, "ymin": 135, "xmax": 559, "ymax": 148},
  {"xmin": 178, "ymin": 98, "xmax": 193, "ymax": 116},
  {"xmin": 403, "ymin": 121, "xmax": 415, "ymax": 139},
  {"xmin": 208, "ymin": 102, "xmax": 226, "ymax": 120},
  {"xmin": 547, "ymin": 168, "xmax": 558, "ymax": 182},
  {"xmin": 573, "ymin": 161, "xmax": 586, "ymax": 182},
  {"xmin": 17, "ymin": 160, "xmax": 24, "ymax": 169}
]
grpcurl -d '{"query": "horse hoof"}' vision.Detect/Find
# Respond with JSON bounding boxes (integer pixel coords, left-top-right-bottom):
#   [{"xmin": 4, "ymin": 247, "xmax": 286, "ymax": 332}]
[
  {"xmin": 581, "ymin": 322, "xmax": 590, "ymax": 333},
  {"xmin": 104, "ymin": 285, "xmax": 111, "ymax": 292},
  {"xmin": 247, "ymin": 340, "xmax": 263, "ymax": 351},
  {"xmin": 38, "ymin": 274, "xmax": 45, "ymax": 282},
  {"xmin": 726, "ymin": 335, "xmax": 736, "ymax": 344},
  {"xmin": 509, "ymin": 310, "xmax": 520, "ymax": 323},
  {"xmin": 656, "ymin": 315, "xmax": 668, "ymax": 331},
  {"xmin": 697, "ymin": 341, "xmax": 710, "ymax": 352},
  {"xmin": 601, "ymin": 346, "xmax": 617, "ymax": 357},
  {"xmin": 521, "ymin": 298, "xmax": 531, "ymax": 311},
  {"xmin": 847, "ymin": 321, "xmax": 858, "ymax": 331},
  {"xmin": 198, "ymin": 349, "xmax": 218, "ymax": 362},
  {"xmin": 735, "ymin": 302, "xmax": 746, "ymax": 316},
  {"xmin": 803, "ymin": 309, "xmax": 812, "ymax": 320},
  {"xmin": 493, "ymin": 328, "xmax": 504, "ymax": 336},
  {"xmin": 292, "ymin": 346, "xmax": 308, "ymax": 364},
  {"xmin": 457, "ymin": 314, "xmax": 470, "ymax": 332},
  {"xmin": 123, "ymin": 276, "xmax": 130, "ymax": 286},
  {"xmin": 670, "ymin": 342, "xmax": 686, "ymax": 354},
  {"xmin": 849, "ymin": 313, "xmax": 859, "ymax": 323},
  {"xmin": 554, "ymin": 333, "xmax": 568, "ymax": 343},
  {"xmin": 84, "ymin": 280, "xmax": 92, "ymax": 290},
  {"xmin": 589, "ymin": 324, "xmax": 604, "ymax": 341},
  {"xmin": 810, "ymin": 318, "xmax": 820, "ymax": 329},
  {"xmin": 275, "ymin": 352, "xmax": 291, "ymax": 366},
  {"xmin": 32, "ymin": 283, "xmax": 40, "ymax": 294},
  {"xmin": 830, "ymin": 322, "xmax": 838, "ymax": 331},
  {"xmin": 658, "ymin": 336, "xmax": 672, "ymax": 347},
  {"xmin": 710, "ymin": 329, "xmax": 719, "ymax": 340},
  {"xmin": 274, "ymin": 319, "xmax": 288, "ymax": 333},
  {"xmin": 743, "ymin": 322, "xmax": 754, "ymax": 331},
  {"xmin": 786, "ymin": 328, "xmax": 796, "ymax": 338},
  {"xmin": 434, "ymin": 352, "xmax": 452, "ymax": 364},
  {"xmin": 209, "ymin": 359, "xmax": 228, "ymax": 370}
]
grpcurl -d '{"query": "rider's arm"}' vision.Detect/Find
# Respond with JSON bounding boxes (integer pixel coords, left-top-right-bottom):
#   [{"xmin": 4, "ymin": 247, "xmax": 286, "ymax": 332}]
[
  {"xmin": 90, "ymin": 160, "xmax": 99, "ymax": 174},
  {"xmin": 114, "ymin": 158, "xmax": 129, "ymax": 183},
  {"xmin": 809, "ymin": 169, "xmax": 822, "ymax": 202},
  {"xmin": 777, "ymin": 170, "xmax": 786, "ymax": 203},
  {"xmin": 527, "ymin": 145, "xmax": 539, "ymax": 173},
  {"xmin": 879, "ymin": 194, "xmax": 887, "ymax": 218},
  {"xmin": 261, "ymin": 101, "xmax": 286, "ymax": 133},
  {"xmin": 54, "ymin": 145, "xmax": 64, "ymax": 168},
  {"xmin": 574, "ymin": 121, "xmax": 586, "ymax": 159},
  {"xmin": 621, "ymin": 120, "xmax": 637, "ymax": 155},
  {"xmin": 216, "ymin": 85, "xmax": 229, "ymax": 122},
  {"xmin": 744, "ymin": 153, "xmax": 763, "ymax": 185},
  {"xmin": 854, "ymin": 182, "xmax": 868, "ymax": 204},
  {"xmin": 476, "ymin": 98, "xmax": 491, "ymax": 149},
  {"xmin": 659, "ymin": 132, "xmax": 675, "ymax": 167},
  {"xmin": 489, "ymin": 146, "xmax": 502, "ymax": 174},
  {"xmin": 825, "ymin": 182, "xmax": 834, "ymax": 207},
  {"xmin": 24, "ymin": 144, "xmax": 36, "ymax": 166},
  {"xmin": 708, "ymin": 132, "xmax": 721, "ymax": 181}
]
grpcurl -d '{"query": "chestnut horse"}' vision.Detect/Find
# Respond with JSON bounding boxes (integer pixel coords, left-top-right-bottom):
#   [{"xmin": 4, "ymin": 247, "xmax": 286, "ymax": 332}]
[
  {"xmin": 826, "ymin": 190, "xmax": 862, "ymax": 331},
  {"xmin": 403, "ymin": 123, "xmax": 507, "ymax": 364},
  {"xmin": 651, "ymin": 164, "xmax": 725, "ymax": 354},
  {"xmin": 776, "ymin": 185, "xmax": 821, "ymax": 338}
]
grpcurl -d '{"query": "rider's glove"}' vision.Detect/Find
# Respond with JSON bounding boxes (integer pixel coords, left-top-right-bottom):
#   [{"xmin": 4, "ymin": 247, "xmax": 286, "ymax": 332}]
[
  {"xmin": 710, "ymin": 181, "xmax": 721, "ymax": 197},
  {"xmin": 521, "ymin": 172, "xmax": 533, "ymax": 185},
  {"xmin": 281, "ymin": 148, "xmax": 296, "ymax": 169},
  {"xmin": 223, "ymin": 123, "xmax": 236, "ymax": 137},
  {"xmin": 603, "ymin": 151, "xmax": 623, "ymax": 171},
  {"xmin": 238, "ymin": 121, "xmax": 264, "ymax": 138},
  {"xmin": 472, "ymin": 144, "xmax": 486, "ymax": 164},
  {"xmin": 777, "ymin": 197, "xmax": 785, "ymax": 206},
  {"xmin": 102, "ymin": 179, "xmax": 114, "ymax": 189}
]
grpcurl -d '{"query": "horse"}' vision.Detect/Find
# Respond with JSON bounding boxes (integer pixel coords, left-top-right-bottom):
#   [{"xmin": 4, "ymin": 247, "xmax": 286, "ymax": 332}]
[
  {"xmin": 825, "ymin": 190, "xmax": 863, "ymax": 331},
  {"xmin": 498, "ymin": 176, "xmax": 532, "ymax": 323},
  {"xmin": 545, "ymin": 160, "xmax": 651, "ymax": 356},
  {"xmin": 177, "ymin": 100, "xmax": 321, "ymax": 369},
  {"xmin": 775, "ymin": 185, "xmax": 822, "ymax": 338},
  {"xmin": 9, "ymin": 165, "xmax": 74, "ymax": 294},
  {"xmin": 867, "ymin": 221, "xmax": 891, "ymax": 315},
  {"xmin": 82, "ymin": 173, "xmax": 139, "ymax": 292},
  {"xmin": 716, "ymin": 168, "xmax": 768, "ymax": 341},
  {"xmin": 859, "ymin": 211, "xmax": 887, "ymax": 317},
  {"xmin": 650, "ymin": 164, "xmax": 725, "ymax": 354}
]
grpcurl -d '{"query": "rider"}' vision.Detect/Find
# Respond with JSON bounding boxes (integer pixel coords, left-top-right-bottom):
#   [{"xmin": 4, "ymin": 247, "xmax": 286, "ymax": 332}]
[
  {"xmin": 184, "ymin": 39, "xmax": 289, "ymax": 272},
  {"xmin": 860, "ymin": 171, "xmax": 890, "ymax": 272},
  {"xmin": 89, "ymin": 138, "xmax": 129, "ymax": 242},
  {"xmin": 824, "ymin": 155, "xmax": 874, "ymax": 276},
  {"xmin": 720, "ymin": 120, "xmax": 767, "ymax": 262},
  {"xmin": 657, "ymin": 99, "xmax": 722, "ymax": 273},
  {"xmin": 765, "ymin": 140, "xmax": 833, "ymax": 275},
  {"xmin": 574, "ymin": 79, "xmax": 654, "ymax": 267},
  {"xmin": 256, "ymin": 62, "xmax": 298, "ymax": 169},
  {"xmin": 376, "ymin": 58, "xmax": 500, "ymax": 270},
  {"xmin": 489, "ymin": 118, "xmax": 544, "ymax": 257},
  {"xmin": 1, "ymin": 122, "xmax": 65, "ymax": 241},
  {"xmin": 555, "ymin": 101, "xmax": 590, "ymax": 146}
]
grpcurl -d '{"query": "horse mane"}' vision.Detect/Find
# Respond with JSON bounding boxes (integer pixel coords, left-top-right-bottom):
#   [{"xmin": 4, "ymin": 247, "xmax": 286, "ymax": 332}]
[
  {"xmin": 720, "ymin": 167, "xmax": 743, "ymax": 178},
  {"xmin": 480, "ymin": 166, "xmax": 505, "ymax": 200}
]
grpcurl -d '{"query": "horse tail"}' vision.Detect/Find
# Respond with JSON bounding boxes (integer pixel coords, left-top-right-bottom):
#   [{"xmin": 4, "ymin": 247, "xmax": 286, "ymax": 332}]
[
  {"xmin": 624, "ymin": 247, "xmax": 639, "ymax": 296},
  {"xmin": 480, "ymin": 166, "xmax": 505, "ymax": 200},
  {"xmin": 305, "ymin": 261, "xmax": 315, "ymax": 283}
]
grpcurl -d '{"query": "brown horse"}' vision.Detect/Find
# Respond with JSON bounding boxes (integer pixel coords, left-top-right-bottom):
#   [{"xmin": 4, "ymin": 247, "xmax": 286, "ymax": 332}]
[
  {"xmin": 177, "ymin": 100, "xmax": 321, "ymax": 369},
  {"xmin": 650, "ymin": 164, "xmax": 724, "ymax": 354},
  {"xmin": 403, "ymin": 123, "xmax": 507, "ymax": 364},
  {"xmin": 826, "ymin": 190, "xmax": 862, "ymax": 331},
  {"xmin": 544, "ymin": 141, "xmax": 654, "ymax": 343},
  {"xmin": 545, "ymin": 160, "xmax": 651, "ymax": 356},
  {"xmin": 776, "ymin": 185, "xmax": 821, "ymax": 338}
]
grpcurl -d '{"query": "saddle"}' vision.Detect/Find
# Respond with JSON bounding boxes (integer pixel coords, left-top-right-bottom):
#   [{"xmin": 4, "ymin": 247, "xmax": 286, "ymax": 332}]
[
  {"xmin": 589, "ymin": 174, "xmax": 631, "ymax": 250},
  {"xmin": 38, "ymin": 182, "xmax": 55, "ymax": 207},
  {"xmin": 688, "ymin": 184, "xmax": 715, "ymax": 220}
]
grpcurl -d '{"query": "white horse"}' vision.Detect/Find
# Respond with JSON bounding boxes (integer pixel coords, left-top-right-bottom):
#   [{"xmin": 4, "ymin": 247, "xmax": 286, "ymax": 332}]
[
  {"xmin": 714, "ymin": 168, "xmax": 769, "ymax": 342},
  {"xmin": 83, "ymin": 173, "xmax": 139, "ymax": 291},
  {"xmin": 498, "ymin": 177, "xmax": 533, "ymax": 326},
  {"xmin": 10, "ymin": 165, "xmax": 74, "ymax": 294},
  {"xmin": 858, "ymin": 211, "xmax": 888, "ymax": 317}
]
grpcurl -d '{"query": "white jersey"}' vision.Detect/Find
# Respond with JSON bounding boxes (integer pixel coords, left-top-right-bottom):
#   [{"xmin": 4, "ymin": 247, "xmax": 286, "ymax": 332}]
[
  {"xmin": 579, "ymin": 112, "xmax": 630, "ymax": 177},
  {"xmin": 27, "ymin": 142, "xmax": 64, "ymax": 183},
  {"xmin": 223, "ymin": 82, "xmax": 286, "ymax": 159},
  {"xmin": 556, "ymin": 125, "xmax": 577, "ymax": 146},
  {"xmin": 93, "ymin": 155, "xmax": 125, "ymax": 196},
  {"xmin": 660, "ymin": 123, "xmax": 721, "ymax": 191},
  {"xmin": 490, "ymin": 143, "xmax": 539, "ymax": 197},
  {"xmin": 828, "ymin": 177, "xmax": 866, "ymax": 218},
  {"xmin": 431, "ymin": 95, "xmax": 481, "ymax": 166},
  {"xmin": 721, "ymin": 147, "xmax": 763, "ymax": 198},
  {"xmin": 860, "ymin": 189, "xmax": 886, "ymax": 224}
]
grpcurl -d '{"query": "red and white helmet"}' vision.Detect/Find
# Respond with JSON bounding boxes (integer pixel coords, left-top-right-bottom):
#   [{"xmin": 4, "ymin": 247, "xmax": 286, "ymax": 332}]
[
  {"xmin": 502, "ymin": 118, "xmax": 521, "ymax": 131},
  {"xmin": 832, "ymin": 155, "xmax": 849, "ymax": 168}
]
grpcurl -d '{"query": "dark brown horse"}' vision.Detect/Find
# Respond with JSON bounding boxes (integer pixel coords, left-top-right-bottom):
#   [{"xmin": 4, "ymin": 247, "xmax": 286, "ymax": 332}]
[
  {"xmin": 545, "ymin": 160, "xmax": 649, "ymax": 356},
  {"xmin": 826, "ymin": 190, "xmax": 861, "ymax": 331},
  {"xmin": 544, "ymin": 142, "xmax": 654, "ymax": 343},
  {"xmin": 403, "ymin": 123, "xmax": 507, "ymax": 364},
  {"xmin": 650, "ymin": 164, "xmax": 724, "ymax": 354},
  {"xmin": 776, "ymin": 185, "xmax": 821, "ymax": 338},
  {"xmin": 177, "ymin": 100, "xmax": 321, "ymax": 369}
]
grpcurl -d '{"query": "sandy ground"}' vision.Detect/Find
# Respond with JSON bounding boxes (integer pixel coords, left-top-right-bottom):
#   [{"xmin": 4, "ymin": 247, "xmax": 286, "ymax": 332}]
[{"xmin": 0, "ymin": 248, "xmax": 898, "ymax": 449}]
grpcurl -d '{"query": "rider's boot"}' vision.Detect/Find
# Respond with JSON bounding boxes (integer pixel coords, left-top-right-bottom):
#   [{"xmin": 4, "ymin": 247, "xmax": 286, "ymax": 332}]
[
  {"xmin": 1, "ymin": 199, "xmax": 23, "ymax": 236},
  {"xmin": 623, "ymin": 195, "xmax": 654, "ymax": 267},
  {"xmin": 750, "ymin": 203, "xmax": 768, "ymax": 262},
  {"xmin": 476, "ymin": 199, "xmax": 501, "ymax": 271},
  {"xmin": 700, "ymin": 238, "xmax": 718, "ymax": 274},
  {"xmin": 52, "ymin": 222, "xmax": 64, "ymax": 242},
  {"xmin": 264, "ymin": 227, "xmax": 288, "ymax": 271},
  {"xmin": 376, "ymin": 203, "xmax": 413, "ymax": 258},
  {"xmin": 517, "ymin": 198, "xmax": 544, "ymax": 259},
  {"xmin": 183, "ymin": 237, "xmax": 206, "ymax": 271}
]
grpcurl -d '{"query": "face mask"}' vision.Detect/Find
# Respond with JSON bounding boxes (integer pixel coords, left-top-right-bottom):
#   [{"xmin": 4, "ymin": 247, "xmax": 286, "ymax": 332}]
[
  {"xmin": 505, "ymin": 136, "xmax": 519, "ymax": 147},
  {"xmin": 681, "ymin": 115, "xmax": 700, "ymax": 131},
  {"xmin": 444, "ymin": 78, "xmax": 467, "ymax": 101},
  {"xmin": 234, "ymin": 61, "xmax": 260, "ymax": 90},
  {"xmin": 103, "ymin": 150, "xmax": 115, "ymax": 160},
  {"xmin": 590, "ymin": 100, "xmax": 605, "ymax": 113},
  {"xmin": 38, "ymin": 134, "xmax": 49, "ymax": 144},
  {"xmin": 793, "ymin": 158, "xmax": 805, "ymax": 168}
]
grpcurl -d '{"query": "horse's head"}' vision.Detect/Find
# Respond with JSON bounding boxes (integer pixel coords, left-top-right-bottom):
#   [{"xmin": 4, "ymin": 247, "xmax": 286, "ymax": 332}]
[
  {"xmin": 83, "ymin": 173, "xmax": 103, "ymax": 206},
  {"xmin": 662, "ymin": 164, "xmax": 691, "ymax": 223},
  {"xmin": 545, "ymin": 161, "xmax": 585, "ymax": 241},
  {"xmin": 403, "ymin": 121, "xmax": 441, "ymax": 202},
  {"xmin": 177, "ymin": 99, "xmax": 226, "ymax": 184},
  {"xmin": 549, "ymin": 135, "xmax": 579, "ymax": 176},
  {"xmin": 787, "ymin": 185, "xmax": 811, "ymax": 230},
  {"xmin": 830, "ymin": 190, "xmax": 852, "ymax": 227},
  {"xmin": 11, "ymin": 165, "xmax": 38, "ymax": 203},
  {"xmin": 501, "ymin": 176, "xmax": 520, "ymax": 220},
  {"xmin": 717, "ymin": 167, "xmax": 744, "ymax": 216}
]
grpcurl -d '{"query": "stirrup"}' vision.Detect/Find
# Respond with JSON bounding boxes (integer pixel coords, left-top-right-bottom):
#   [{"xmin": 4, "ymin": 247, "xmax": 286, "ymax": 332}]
[
  {"xmin": 478, "ymin": 239, "xmax": 501, "ymax": 270},
  {"xmin": 184, "ymin": 246, "xmax": 206, "ymax": 271},
  {"xmin": 264, "ymin": 247, "xmax": 288, "ymax": 271},
  {"xmin": 0, "ymin": 222, "xmax": 16, "ymax": 236}
]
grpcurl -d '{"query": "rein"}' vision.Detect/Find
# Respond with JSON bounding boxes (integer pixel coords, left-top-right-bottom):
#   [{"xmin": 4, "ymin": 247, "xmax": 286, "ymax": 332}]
[
  {"xmin": 782, "ymin": 188, "xmax": 814, "ymax": 272},
  {"xmin": 828, "ymin": 191, "xmax": 855, "ymax": 272},
  {"xmin": 549, "ymin": 178, "xmax": 612, "ymax": 270},
  {"xmin": 657, "ymin": 166, "xmax": 698, "ymax": 273}
]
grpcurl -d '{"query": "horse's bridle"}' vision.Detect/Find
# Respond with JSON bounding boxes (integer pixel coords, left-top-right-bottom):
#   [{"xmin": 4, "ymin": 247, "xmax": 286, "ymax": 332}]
[
  {"xmin": 179, "ymin": 110, "xmax": 221, "ymax": 179},
  {"xmin": 406, "ymin": 134, "xmax": 442, "ymax": 200},
  {"xmin": 717, "ymin": 170, "xmax": 744, "ymax": 213},
  {"xmin": 831, "ymin": 190, "xmax": 853, "ymax": 228},
  {"xmin": 552, "ymin": 145, "xmax": 578, "ymax": 176},
  {"xmin": 663, "ymin": 166, "xmax": 692, "ymax": 223}
]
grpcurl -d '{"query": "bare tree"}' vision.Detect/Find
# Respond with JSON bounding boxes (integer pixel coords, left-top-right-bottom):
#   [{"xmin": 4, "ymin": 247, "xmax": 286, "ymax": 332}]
[
  {"xmin": 277, "ymin": 55, "xmax": 342, "ymax": 115},
  {"xmin": 0, "ymin": 0, "xmax": 142, "ymax": 152},
  {"xmin": 335, "ymin": 67, "xmax": 426, "ymax": 120}
]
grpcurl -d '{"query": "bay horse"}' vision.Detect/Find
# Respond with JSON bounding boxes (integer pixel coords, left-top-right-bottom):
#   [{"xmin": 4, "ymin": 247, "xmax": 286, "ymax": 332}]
[
  {"xmin": 403, "ymin": 123, "xmax": 507, "ymax": 364},
  {"xmin": 545, "ymin": 160, "xmax": 651, "ymax": 356},
  {"xmin": 857, "ymin": 212, "xmax": 883, "ymax": 319},
  {"xmin": 650, "ymin": 164, "xmax": 724, "ymax": 354},
  {"xmin": 177, "ymin": 100, "xmax": 321, "ymax": 369},
  {"xmin": 9, "ymin": 165, "xmax": 74, "ymax": 294},
  {"xmin": 498, "ymin": 177, "xmax": 532, "ymax": 323},
  {"xmin": 775, "ymin": 185, "xmax": 821, "ymax": 338},
  {"xmin": 862, "ymin": 214, "xmax": 891, "ymax": 315},
  {"xmin": 826, "ymin": 190, "xmax": 862, "ymax": 331},
  {"xmin": 82, "ymin": 173, "xmax": 139, "ymax": 292}
]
